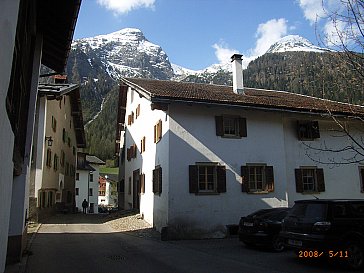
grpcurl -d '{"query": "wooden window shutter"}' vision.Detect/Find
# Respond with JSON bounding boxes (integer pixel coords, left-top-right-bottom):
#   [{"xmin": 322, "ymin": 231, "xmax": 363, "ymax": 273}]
[
  {"xmin": 312, "ymin": 121, "xmax": 320, "ymax": 139},
  {"xmin": 158, "ymin": 120, "xmax": 162, "ymax": 141},
  {"xmin": 316, "ymin": 168, "xmax": 325, "ymax": 192},
  {"xmin": 216, "ymin": 166, "xmax": 226, "ymax": 193},
  {"xmin": 154, "ymin": 124, "xmax": 157, "ymax": 143},
  {"xmin": 152, "ymin": 169, "xmax": 157, "ymax": 193},
  {"xmin": 239, "ymin": 117, "xmax": 247, "ymax": 137},
  {"xmin": 360, "ymin": 168, "xmax": 364, "ymax": 192},
  {"xmin": 215, "ymin": 116, "xmax": 223, "ymax": 136},
  {"xmin": 241, "ymin": 166, "xmax": 249, "ymax": 192},
  {"xmin": 265, "ymin": 166, "xmax": 274, "ymax": 192},
  {"xmin": 295, "ymin": 169, "xmax": 303, "ymax": 193},
  {"xmin": 158, "ymin": 167, "xmax": 162, "ymax": 194},
  {"xmin": 140, "ymin": 174, "xmax": 145, "ymax": 194},
  {"xmin": 133, "ymin": 144, "xmax": 137, "ymax": 158},
  {"xmin": 128, "ymin": 115, "xmax": 131, "ymax": 125},
  {"xmin": 127, "ymin": 148, "xmax": 130, "ymax": 161},
  {"xmin": 189, "ymin": 165, "xmax": 198, "ymax": 194}
]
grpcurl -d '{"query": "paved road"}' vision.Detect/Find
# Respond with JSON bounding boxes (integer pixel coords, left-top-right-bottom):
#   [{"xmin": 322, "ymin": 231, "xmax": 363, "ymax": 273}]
[{"xmin": 24, "ymin": 214, "xmax": 347, "ymax": 273}]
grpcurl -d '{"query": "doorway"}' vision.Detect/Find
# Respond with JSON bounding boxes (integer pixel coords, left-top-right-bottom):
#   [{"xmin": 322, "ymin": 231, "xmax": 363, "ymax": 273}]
[{"xmin": 133, "ymin": 169, "xmax": 140, "ymax": 211}]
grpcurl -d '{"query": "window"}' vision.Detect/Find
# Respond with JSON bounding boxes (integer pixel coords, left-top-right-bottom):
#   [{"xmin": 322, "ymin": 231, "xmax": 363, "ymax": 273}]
[
  {"xmin": 215, "ymin": 116, "xmax": 247, "ymax": 138},
  {"xmin": 62, "ymin": 128, "xmax": 66, "ymax": 143},
  {"xmin": 189, "ymin": 164, "xmax": 226, "ymax": 194},
  {"xmin": 53, "ymin": 154, "xmax": 58, "ymax": 171},
  {"xmin": 241, "ymin": 165, "xmax": 274, "ymax": 193},
  {"xmin": 141, "ymin": 136, "xmax": 146, "ymax": 153},
  {"xmin": 75, "ymin": 188, "xmax": 79, "ymax": 196},
  {"xmin": 60, "ymin": 150, "xmax": 65, "ymax": 167},
  {"xmin": 295, "ymin": 167, "xmax": 325, "ymax": 193},
  {"xmin": 76, "ymin": 173, "xmax": 79, "ymax": 181},
  {"xmin": 154, "ymin": 120, "xmax": 162, "ymax": 143},
  {"xmin": 89, "ymin": 188, "xmax": 93, "ymax": 196},
  {"xmin": 90, "ymin": 172, "xmax": 94, "ymax": 182},
  {"xmin": 153, "ymin": 166, "xmax": 162, "ymax": 195},
  {"xmin": 46, "ymin": 149, "xmax": 52, "ymax": 167},
  {"xmin": 127, "ymin": 144, "xmax": 137, "ymax": 161},
  {"xmin": 297, "ymin": 121, "xmax": 320, "ymax": 140},
  {"xmin": 359, "ymin": 167, "xmax": 364, "ymax": 193},
  {"xmin": 51, "ymin": 116, "xmax": 57, "ymax": 132},
  {"xmin": 136, "ymin": 104, "xmax": 141, "ymax": 118}
]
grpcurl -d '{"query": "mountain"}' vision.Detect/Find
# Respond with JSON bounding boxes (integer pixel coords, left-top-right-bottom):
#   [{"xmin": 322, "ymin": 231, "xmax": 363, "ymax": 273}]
[
  {"xmin": 65, "ymin": 31, "xmax": 363, "ymax": 162},
  {"xmin": 266, "ymin": 35, "xmax": 326, "ymax": 54}
]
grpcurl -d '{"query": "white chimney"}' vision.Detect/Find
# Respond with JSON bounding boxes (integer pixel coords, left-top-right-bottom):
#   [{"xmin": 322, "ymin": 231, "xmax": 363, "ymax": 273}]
[{"xmin": 231, "ymin": 54, "xmax": 244, "ymax": 94}]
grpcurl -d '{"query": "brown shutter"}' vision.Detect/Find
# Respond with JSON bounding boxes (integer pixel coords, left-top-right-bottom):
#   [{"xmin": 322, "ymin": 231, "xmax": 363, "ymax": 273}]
[
  {"xmin": 154, "ymin": 124, "xmax": 157, "ymax": 143},
  {"xmin": 312, "ymin": 121, "xmax": 320, "ymax": 139},
  {"xmin": 241, "ymin": 166, "xmax": 249, "ymax": 192},
  {"xmin": 189, "ymin": 165, "xmax": 198, "ymax": 194},
  {"xmin": 316, "ymin": 168, "xmax": 325, "ymax": 192},
  {"xmin": 158, "ymin": 167, "xmax": 162, "ymax": 194},
  {"xmin": 239, "ymin": 117, "xmax": 247, "ymax": 137},
  {"xmin": 152, "ymin": 169, "xmax": 157, "ymax": 193},
  {"xmin": 216, "ymin": 166, "xmax": 226, "ymax": 193},
  {"xmin": 158, "ymin": 120, "xmax": 162, "ymax": 141},
  {"xmin": 140, "ymin": 173, "xmax": 145, "ymax": 194},
  {"xmin": 265, "ymin": 166, "xmax": 274, "ymax": 192},
  {"xmin": 215, "ymin": 116, "xmax": 224, "ymax": 136},
  {"xmin": 295, "ymin": 169, "xmax": 303, "ymax": 193},
  {"xmin": 133, "ymin": 144, "xmax": 137, "ymax": 158}
]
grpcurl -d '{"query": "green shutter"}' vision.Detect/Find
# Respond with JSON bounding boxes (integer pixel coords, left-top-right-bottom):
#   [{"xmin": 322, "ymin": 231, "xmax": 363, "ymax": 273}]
[
  {"xmin": 295, "ymin": 169, "xmax": 303, "ymax": 193},
  {"xmin": 189, "ymin": 165, "xmax": 198, "ymax": 194},
  {"xmin": 215, "ymin": 116, "xmax": 224, "ymax": 136},
  {"xmin": 241, "ymin": 166, "xmax": 249, "ymax": 192},
  {"xmin": 216, "ymin": 166, "xmax": 226, "ymax": 193},
  {"xmin": 239, "ymin": 117, "xmax": 247, "ymax": 137},
  {"xmin": 265, "ymin": 166, "xmax": 274, "ymax": 192},
  {"xmin": 316, "ymin": 168, "xmax": 325, "ymax": 192}
]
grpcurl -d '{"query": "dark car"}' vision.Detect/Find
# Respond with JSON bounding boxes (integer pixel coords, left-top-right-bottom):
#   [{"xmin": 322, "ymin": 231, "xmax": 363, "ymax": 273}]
[
  {"xmin": 238, "ymin": 207, "xmax": 290, "ymax": 252},
  {"xmin": 280, "ymin": 199, "xmax": 364, "ymax": 270}
]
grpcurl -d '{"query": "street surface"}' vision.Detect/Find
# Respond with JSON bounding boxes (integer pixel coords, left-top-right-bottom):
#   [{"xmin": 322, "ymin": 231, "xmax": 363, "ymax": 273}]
[{"xmin": 24, "ymin": 214, "xmax": 347, "ymax": 273}]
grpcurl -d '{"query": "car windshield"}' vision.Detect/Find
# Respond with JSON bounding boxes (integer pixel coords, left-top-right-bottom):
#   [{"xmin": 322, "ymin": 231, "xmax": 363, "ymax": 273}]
[{"xmin": 288, "ymin": 203, "xmax": 327, "ymax": 221}]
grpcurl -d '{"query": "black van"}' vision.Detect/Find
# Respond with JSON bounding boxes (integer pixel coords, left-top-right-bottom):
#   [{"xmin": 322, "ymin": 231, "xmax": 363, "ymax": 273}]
[{"xmin": 280, "ymin": 199, "xmax": 364, "ymax": 270}]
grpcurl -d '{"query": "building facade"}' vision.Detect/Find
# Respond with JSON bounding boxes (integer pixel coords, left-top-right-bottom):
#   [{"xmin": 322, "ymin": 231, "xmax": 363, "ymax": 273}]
[{"xmin": 116, "ymin": 58, "xmax": 364, "ymax": 238}]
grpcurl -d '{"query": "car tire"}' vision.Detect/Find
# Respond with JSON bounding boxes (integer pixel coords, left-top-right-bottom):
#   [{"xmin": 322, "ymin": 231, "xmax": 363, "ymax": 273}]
[
  {"xmin": 272, "ymin": 235, "xmax": 285, "ymax": 252},
  {"xmin": 345, "ymin": 241, "xmax": 364, "ymax": 270}
]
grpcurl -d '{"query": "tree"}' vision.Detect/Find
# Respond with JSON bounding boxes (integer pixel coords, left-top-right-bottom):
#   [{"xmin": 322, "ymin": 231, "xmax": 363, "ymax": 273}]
[{"xmin": 305, "ymin": 0, "xmax": 364, "ymax": 165}]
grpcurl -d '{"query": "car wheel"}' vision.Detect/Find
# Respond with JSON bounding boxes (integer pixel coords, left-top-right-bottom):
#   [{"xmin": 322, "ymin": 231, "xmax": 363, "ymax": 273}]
[
  {"xmin": 345, "ymin": 241, "xmax": 364, "ymax": 270},
  {"xmin": 272, "ymin": 235, "xmax": 285, "ymax": 252}
]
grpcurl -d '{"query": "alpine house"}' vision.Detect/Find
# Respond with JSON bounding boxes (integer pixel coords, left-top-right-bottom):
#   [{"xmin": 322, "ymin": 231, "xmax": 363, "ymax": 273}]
[{"xmin": 116, "ymin": 54, "xmax": 364, "ymax": 239}]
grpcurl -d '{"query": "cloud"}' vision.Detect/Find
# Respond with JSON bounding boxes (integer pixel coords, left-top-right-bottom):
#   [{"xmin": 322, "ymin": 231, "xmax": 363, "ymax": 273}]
[
  {"xmin": 297, "ymin": 0, "xmax": 326, "ymax": 25},
  {"xmin": 252, "ymin": 18, "xmax": 288, "ymax": 56},
  {"xmin": 97, "ymin": 0, "xmax": 155, "ymax": 14},
  {"xmin": 212, "ymin": 41, "xmax": 239, "ymax": 64}
]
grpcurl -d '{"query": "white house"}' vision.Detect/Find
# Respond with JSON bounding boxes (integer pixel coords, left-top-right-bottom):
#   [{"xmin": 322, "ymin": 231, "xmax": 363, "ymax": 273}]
[
  {"xmin": 116, "ymin": 54, "xmax": 364, "ymax": 239},
  {"xmin": 0, "ymin": 1, "xmax": 80, "ymax": 269},
  {"xmin": 98, "ymin": 174, "xmax": 119, "ymax": 208},
  {"xmin": 76, "ymin": 154, "xmax": 105, "ymax": 213}
]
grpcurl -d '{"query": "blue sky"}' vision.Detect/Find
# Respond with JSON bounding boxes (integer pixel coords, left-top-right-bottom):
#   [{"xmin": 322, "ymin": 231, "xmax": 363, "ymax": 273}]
[{"xmin": 74, "ymin": 0, "xmax": 339, "ymax": 70}]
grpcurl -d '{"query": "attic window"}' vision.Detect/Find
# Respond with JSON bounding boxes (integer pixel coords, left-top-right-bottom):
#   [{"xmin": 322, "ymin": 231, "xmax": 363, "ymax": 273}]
[
  {"xmin": 215, "ymin": 116, "xmax": 247, "ymax": 138},
  {"xmin": 297, "ymin": 121, "xmax": 320, "ymax": 140}
]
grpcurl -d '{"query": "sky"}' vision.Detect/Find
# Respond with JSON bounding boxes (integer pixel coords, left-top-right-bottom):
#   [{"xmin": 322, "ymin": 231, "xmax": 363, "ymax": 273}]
[{"xmin": 74, "ymin": 0, "xmax": 343, "ymax": 70}]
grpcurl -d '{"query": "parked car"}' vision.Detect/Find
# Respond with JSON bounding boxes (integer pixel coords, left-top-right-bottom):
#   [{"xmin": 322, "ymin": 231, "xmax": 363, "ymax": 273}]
[
  {"xmin": 238, "ymin": 207, "xmax": 290, "ymax": 252},
  {"xmin": 280, "ymin": 199, "xmax": 364, "ymax": 270}
]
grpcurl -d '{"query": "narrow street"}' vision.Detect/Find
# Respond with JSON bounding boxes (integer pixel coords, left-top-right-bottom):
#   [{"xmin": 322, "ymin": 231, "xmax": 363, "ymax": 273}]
[{"xmin": 19, "ymin": 213, "xmax": 346, "ymax": 273}]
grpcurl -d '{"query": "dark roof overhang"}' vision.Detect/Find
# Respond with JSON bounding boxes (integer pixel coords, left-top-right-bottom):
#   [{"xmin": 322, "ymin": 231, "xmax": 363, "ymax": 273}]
[{"xmin": 37, "ymin": 0, "xmax": 81, "ymax": 73}]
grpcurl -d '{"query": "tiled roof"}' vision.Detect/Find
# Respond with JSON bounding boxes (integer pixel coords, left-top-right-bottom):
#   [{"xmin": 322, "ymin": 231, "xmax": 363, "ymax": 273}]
[
  {"xmin": 122, "ymin": 78, "xmax": 364, "ymax": 116},
  {"xmin": 86, "ymin": 155, "xmax": 105, "ymax": 165}
]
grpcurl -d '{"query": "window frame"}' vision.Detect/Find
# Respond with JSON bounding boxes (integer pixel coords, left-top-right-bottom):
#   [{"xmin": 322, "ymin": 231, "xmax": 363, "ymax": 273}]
[
  {"xmin": 241, "ymin": 164, "xmax": 274, "ymax": 193},
  {"xmin": 215, "ymin": 115, "xmax": 247, "ymax": 138},
  {"xmin": 295, "ymin": 167, "xmax": 325, "ymax": 193},
  {"xmin": 297, "ymin": 120, "xmax": 320, "ymax": 140}
]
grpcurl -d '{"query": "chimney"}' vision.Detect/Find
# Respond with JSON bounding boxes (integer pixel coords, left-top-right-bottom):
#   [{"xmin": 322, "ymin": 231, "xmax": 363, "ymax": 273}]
[{"xmin": 231, "ymin": 54, "xmax": 244, "ymax": 94}]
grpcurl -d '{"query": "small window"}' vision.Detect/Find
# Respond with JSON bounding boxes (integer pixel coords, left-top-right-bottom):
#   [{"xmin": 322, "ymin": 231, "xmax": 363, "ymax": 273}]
[
  {"xmin": 76, "ymin": 173, "xmax": 79, "ymax": 181},
  {"xmin": 189, "ymin": 164, "xmax": 226, "ymax": 194},
  {"xmin": 89, "ymin": 188, "xmax": 93, "ymax": 196},
  {"xmin": 136, "ymin": 104, "xmax": 141, "ymax": 118},
  {"xmin": 51, "ymin": 116, "xmax": 57, "ymax": 132},
  {"xmin": 215, "ymin": 116, "xmax": 247, "ymax": 138},
  {"xmin": 295, "ymin": 167, "xmax": 325, "ymax": 193},
  {"xmin": 154, "ymin": 120, "xmax": 162, "ymax": 143},
  {"xmin": 152, "ymin": 166, "xmax": 162, "ymax": 195},
  {"xmin": 241, "ymin": 165, "xmax": 274, "ymax": 193},
  {"xmin": 60, "ymin": 150, "xmax": 65, "ymax": 167},
  {"xmin": 62, "ymin": 128, "xmax": 66, "ymax": 143},
  {"xmin": 297, "ymin": 121, "xmax": 320, "ymax": 140},
  {"xmin": 53, "ymin": 154, "xmax": 58, "ymax": 171},
  {"xmin": 141, "ymin": 136, "xmax": 146, "ymax": 153},
  {"xmin": 46, "ymin": 149, "xmax": 52, "ymax": 167},
  {"xmin": 90, "ymin": 173, "xmax": 94, "ymax": 182},
  {"xmin": 75, "ymin": 188, "xmax": 79, "ymax": 196}
]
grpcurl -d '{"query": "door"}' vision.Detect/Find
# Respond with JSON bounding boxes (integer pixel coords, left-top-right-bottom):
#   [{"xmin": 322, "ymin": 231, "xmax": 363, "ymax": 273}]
[{"xmin": 133, "ymin": 169, "xmax": 140, "ymax": 211}]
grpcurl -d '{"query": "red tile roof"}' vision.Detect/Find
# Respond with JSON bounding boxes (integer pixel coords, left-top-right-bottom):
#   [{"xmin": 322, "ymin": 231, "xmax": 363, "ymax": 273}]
[{"xmin": 122, "ymin": 78, "xmax": 364, "ymax": 117}]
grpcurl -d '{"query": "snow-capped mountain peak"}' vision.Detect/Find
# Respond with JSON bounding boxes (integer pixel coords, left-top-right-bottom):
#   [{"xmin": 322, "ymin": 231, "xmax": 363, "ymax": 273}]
[{"xmin": 266, "ymin": 35, "xmax": 326, "ymax": 54}]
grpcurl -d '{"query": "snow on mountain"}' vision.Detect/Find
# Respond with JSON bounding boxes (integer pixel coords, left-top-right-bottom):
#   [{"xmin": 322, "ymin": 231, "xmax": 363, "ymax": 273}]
[
  {"xmin": 71, "ymin": 28, "xmax": 174, "ymax": 80},
  {"xmin": 266, "ymin": 35, "xmax": 327, "ymax": 54}
]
